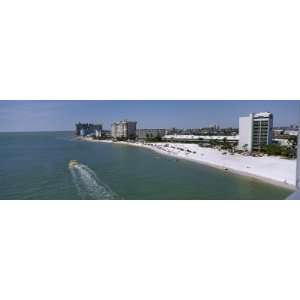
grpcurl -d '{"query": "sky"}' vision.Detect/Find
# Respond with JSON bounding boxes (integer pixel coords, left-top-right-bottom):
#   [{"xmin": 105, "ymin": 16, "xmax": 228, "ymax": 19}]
[{"xmin": 0, "ymin": 100, "xmax": 299, "ymax": 132}]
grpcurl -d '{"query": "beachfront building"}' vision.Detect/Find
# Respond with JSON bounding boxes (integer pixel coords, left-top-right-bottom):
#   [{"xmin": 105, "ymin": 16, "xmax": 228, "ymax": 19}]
[
  {"xmin": 136, "ymin": 129, "xmax": 167, "ymax": 140},
  {"xmin": 162, "ymin": 134, "xmax": 239, "ymax": 144},
  {"xmin": 111, "ymin": 120, "xmax": 137, "ymax": 139},
  {"xmin": 238, "ymin": 112, "xmax": 273, "ymax": 152},
  {"xmin": 284, "ymin": 129, "xmax": 298, "ymax": 136},
  {"xmin": 75, "ymin": 123, "xmax": 103, "ymax": 137}
]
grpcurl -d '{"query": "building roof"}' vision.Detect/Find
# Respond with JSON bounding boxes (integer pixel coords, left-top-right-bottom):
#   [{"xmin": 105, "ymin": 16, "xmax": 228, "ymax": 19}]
[
  {"xmin": 162, "ymin": 135, "xmax": 239, "ymax": 141},
  {"xmin": 112, "ymin": 120, "xmax": 137, "ymax": 125},
  {"xmin": 284, "ymin": 130, "xmax": 298, "ymax": 136},
  {"xmin": 253, "ymin": 112, "xmax": 272, "ymax": 118}
]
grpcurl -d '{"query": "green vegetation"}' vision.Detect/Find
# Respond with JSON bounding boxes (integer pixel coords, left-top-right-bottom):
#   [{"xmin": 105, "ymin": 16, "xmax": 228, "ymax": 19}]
[
  {"xmin": 205, "ymin": 138, "xmax": 237, "ymax": 152},
  {"xmin": 196, "ymin": 136, "xmax": 298, "ymax": 158},
  {"xmin": 220, "ymin": 138, "xmax": 237, "ymax": 152},
  {"xmin": 288, "ymin": 135, "xmax": 297, "ymax": 147},
  {"xmin": 115, "ymin": 137, "xmax": 128, "ymax": 141},
  {"xmin": 128, "ymin": 134, "xmax": 137, "ymax": 140},
  {"xmin": 262, "ymin": 144, "xmax": 296, "ymax": 158},
  {"xmin": 145, "ymin": 133, "xmax": 162, "ymax": 142}
]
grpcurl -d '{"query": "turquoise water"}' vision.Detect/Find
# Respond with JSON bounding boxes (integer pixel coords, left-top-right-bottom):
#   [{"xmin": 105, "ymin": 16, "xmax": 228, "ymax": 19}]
[{"xmin": 0, "ymin": 132, "xmax": 291, "ymax": 199}]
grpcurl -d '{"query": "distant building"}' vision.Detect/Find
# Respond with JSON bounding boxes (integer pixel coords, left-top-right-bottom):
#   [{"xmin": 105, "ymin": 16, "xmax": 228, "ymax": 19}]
[
  {"xmin": 136, "ymin": 129, "xmax": 167, "ymax": 139},
  {"xmin": 102, "ymin": 130, "xmax": 112, "ymax": 138},
  {"xmin": 238, "ymin": 112, "xmax": 273, "ymax": 152},
  {"xmin": 111, "ymin": 120, "xmax": 137, "ymax": 139},
  {"xmin": 273, "ymin": 138, "xmax": 291, "ymax": 147},
  {"xmin": 182, "ymin": 128, "xmax": 203, "ymax": 135},
  {"xmin": 284, "ymin": 130, "xmax": 298, "ymax": 136},
  {"xmin": 75, "ymin": 123, "xmax": 102, "ymax": 137},
  {"xmin": 162, "ymin": 134, "xmax": 239, "ymax": 143},
  {"xmin": 209, "ymin": 124, "xmax": 220, "ymax": 132},
  {"xmin": 273, "ymin": 129, "xmax": 284, "ymax": 137},
  {"xmin": 95, "ymin": 130, "xmax": 101, "ymax": 138},
  {"xmin": 166, "ymin": 128, "xmax": 181, "ymax": 135}
]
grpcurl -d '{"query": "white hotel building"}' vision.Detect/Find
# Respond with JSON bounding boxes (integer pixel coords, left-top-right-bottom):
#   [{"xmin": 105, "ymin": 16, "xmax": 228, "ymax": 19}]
[
  {"xmin": 111, "ymin": 120, "xmax": 137, "ymax": 139},
  {"xmin": 238, "ymin": 112, "xmax": 273, "ymax": 152}
]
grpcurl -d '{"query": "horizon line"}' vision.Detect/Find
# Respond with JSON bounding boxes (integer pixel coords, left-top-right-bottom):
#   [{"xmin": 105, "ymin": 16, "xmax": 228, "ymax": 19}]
[{"xmin": 0, "ymin": 123, "xmax": 296, "ymax": 134}]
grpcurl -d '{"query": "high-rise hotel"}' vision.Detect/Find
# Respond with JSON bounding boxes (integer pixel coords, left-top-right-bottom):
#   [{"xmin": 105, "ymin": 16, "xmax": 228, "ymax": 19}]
[
  {"xmin": 238, "ymin": 112, "xmax": 273, "ymax": 152},
  {"xmin": 111, "ymin": 120, "xmax": 137, "ymax": 139}
]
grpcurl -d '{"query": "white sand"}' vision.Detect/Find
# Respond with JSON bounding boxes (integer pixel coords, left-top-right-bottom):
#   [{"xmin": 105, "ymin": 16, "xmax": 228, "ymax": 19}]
[
  {"xmin": 81, "ymin": 138, "xmax": 297, "ymax": 189},
  {"xmin": 123, "ymin": 142, "xmax": 296, "ymax": 189},
  {"xmin": 77, "ymin": 137, "xmax": 112, "ymax": 143}
]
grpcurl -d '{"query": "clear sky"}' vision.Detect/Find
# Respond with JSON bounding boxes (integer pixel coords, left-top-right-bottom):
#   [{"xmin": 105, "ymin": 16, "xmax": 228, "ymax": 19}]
[{"xmin": 0, "ymin": 100, "xmax": 299, "ymax": 132}]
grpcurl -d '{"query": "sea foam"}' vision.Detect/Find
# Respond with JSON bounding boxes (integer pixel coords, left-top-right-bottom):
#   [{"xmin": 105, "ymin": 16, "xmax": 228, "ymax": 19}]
[{"xmin": 70, "ymin": 163, "xmax": 118, "ymax": 199}]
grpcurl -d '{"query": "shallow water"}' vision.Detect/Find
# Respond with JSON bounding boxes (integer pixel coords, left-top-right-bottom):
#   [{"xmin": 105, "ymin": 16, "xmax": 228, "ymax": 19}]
[{"xmin": 0, "ymin": 132, "xmax": 292, "ymax": 199}]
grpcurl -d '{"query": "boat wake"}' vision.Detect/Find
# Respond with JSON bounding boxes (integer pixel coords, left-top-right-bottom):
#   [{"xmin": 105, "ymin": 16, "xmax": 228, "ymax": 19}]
[{"xmin": 69, "ymin": 162, "xmax": 118, "ymax": 199}]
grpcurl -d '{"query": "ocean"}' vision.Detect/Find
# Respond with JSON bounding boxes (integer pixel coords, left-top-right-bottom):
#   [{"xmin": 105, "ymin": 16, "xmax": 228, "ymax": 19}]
[{"xmin": 0, "ymin": 132, "xmax": 291, "ymax": 200}]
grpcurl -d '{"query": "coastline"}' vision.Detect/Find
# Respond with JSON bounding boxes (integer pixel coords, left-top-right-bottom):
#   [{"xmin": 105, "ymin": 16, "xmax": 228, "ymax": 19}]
[{"xmin": 79, "ymin": 137, "xmax": 296, "ymax": 191}]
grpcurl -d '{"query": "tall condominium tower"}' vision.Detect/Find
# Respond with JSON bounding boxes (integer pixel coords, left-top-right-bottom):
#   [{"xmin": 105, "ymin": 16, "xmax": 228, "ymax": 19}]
[
  {"xmin": 111, "ymin": 120, "xmax": 137, "ymax": 139},
  {"xmin": 238, "ymin": 112, "xmax": 273, "ymax": 152},
  {"xmin": 75, "ymin": 123, "xmax": 103, "ymax": 136}
]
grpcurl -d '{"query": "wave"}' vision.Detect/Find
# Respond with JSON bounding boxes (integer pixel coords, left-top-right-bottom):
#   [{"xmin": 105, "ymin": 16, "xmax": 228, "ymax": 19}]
[{"xmin": 69, "ymin": 163, "xmax": 118, "ymax": 199}]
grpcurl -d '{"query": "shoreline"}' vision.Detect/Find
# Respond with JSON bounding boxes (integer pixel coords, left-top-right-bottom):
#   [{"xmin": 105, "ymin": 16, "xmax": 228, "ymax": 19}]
[
  {"xmin": 122, "ymin": 142, "xmax": 296, "ymax": 191},
  {"xmin": 79, "ymin": 137, "xmax": 296, "ymax": 191}
]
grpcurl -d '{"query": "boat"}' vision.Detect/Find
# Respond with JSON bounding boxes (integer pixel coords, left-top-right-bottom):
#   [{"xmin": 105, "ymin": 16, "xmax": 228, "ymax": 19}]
[{"xmin": 69, "ymin": 160, "xmax": 79, "ymax": 168}]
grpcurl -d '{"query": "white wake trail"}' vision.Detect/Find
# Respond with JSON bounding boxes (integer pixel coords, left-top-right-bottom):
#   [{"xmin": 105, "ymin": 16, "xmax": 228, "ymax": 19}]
[{"xmin": 69, "ymin": 163, "xmax": 118, "ymax": 199}]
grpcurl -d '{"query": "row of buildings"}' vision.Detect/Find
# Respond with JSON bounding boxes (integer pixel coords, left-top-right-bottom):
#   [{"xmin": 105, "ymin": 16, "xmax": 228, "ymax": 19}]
[
  {"xmin": 161, "ymin": 126, "xmax": 238, "ymax": 136},
  {"xmin": 111, "ymin": 122, "xmax": 170, "ymax": 140},
  {"xmin": 75, "ymin": 121, "xmax": 238, "ymax": 140},
  {"xmin": 76, "ymin": 120, "xmax": 168, "ymax": 140},
  {"xmin": 75, "ymin": 112, "xmax": 297, "ymax": 153}
]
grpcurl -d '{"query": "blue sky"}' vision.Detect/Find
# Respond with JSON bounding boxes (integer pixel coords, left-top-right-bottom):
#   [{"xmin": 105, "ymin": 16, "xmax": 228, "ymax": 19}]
[{"xmin": 0, "ymin": 100, "xmax": 299, "ymax": 132}]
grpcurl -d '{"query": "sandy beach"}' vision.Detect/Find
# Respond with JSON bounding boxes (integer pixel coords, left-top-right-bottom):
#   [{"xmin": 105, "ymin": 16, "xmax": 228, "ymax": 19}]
[{"xmin": 81, "ymin": 138, "xmax": 296, "ymax": 190}]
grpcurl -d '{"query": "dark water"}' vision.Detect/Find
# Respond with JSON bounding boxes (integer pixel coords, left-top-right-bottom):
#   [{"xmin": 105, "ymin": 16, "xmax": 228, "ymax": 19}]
[{"xmin": 0, "ymin": 132, "xmax": 291, "ymax": 199}]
